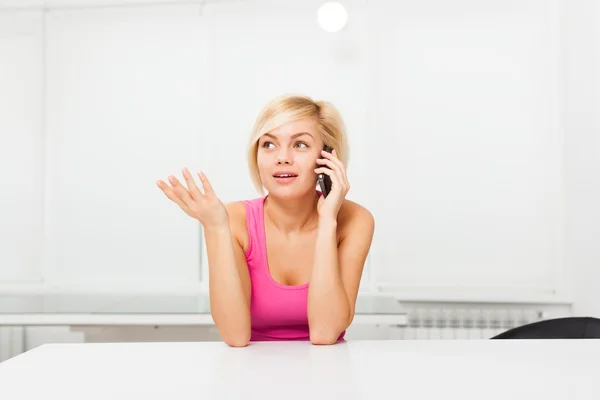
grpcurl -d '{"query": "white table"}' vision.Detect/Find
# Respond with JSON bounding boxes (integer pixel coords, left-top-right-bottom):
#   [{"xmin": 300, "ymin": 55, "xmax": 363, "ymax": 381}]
[{"xmin": 0, "ymin": 339, "xmax": 598, "ymax": 400}]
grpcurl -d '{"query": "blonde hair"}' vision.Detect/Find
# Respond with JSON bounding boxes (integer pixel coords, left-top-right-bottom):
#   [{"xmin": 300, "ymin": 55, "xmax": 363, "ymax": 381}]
[{"xmin": 247, "ymin": 94, "xmax": 349, "ymax": 195}]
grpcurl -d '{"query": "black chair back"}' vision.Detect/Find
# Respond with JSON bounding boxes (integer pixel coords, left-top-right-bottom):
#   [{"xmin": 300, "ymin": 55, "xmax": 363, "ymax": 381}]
[{"xmin": 491, "ymin": 317, "xmax": 600, "ymax": 339}]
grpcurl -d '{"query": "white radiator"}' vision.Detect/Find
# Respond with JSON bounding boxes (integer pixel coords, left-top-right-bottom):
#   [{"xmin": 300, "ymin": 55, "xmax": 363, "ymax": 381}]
[{"xmin": 396, "ymin": 307, "xmax": 546, "ymax": 340}]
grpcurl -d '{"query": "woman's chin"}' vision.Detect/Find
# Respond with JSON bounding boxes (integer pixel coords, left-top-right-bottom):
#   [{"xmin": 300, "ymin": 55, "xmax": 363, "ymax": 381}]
[{"xmin": 266, "ymin": 185, "xmax": 315, "ymax": 199}]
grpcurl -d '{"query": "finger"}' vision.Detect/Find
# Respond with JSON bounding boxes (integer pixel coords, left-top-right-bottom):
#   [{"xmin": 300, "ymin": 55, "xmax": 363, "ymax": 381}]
[
  {"xmin": 314, "ymin": 167, "xmax": 336, "ymax": 180},
  {"xmin": 198, "ymin": 171, "xmax": 216, "ymax": 198},
  {"xmin": 182, "ymin": 167, "xmax": 204, "ymax": 199},
  {"xmin": 321, "ymin": 150, "xmax": 346, "ymax": 181},
  {"xmin": 322, "ymin": 149, "xmax": 349, "ymax": 188},
  {"xmin": 321, "ymin": 149, "xmax": 344, "ymax": 169},
  {"xmin": 315, "ymin": 157, "xmax": 337, "ymax": 169},
  {"xmin": 156, "ymin": 180, "xmax": 194, "ymax": 214},
  {"xmin": 316, "ymin": 158, "xmax": 347, "ymax": 190},
  {"xmin": 167, "ymin": 175, "xmax": 195, "ymax": 207}
]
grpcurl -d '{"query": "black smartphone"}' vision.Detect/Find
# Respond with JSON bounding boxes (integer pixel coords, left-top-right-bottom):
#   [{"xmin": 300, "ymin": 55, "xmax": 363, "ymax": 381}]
[{"xmin": 317, "ymin": 145, "xmax": 333, "ymax": 198}]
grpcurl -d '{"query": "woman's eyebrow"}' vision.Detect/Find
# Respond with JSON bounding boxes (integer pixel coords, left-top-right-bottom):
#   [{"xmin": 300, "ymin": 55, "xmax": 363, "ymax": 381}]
[{"xmin": 262, "ymin": 132, "xmax": 313, "ymax": 140}]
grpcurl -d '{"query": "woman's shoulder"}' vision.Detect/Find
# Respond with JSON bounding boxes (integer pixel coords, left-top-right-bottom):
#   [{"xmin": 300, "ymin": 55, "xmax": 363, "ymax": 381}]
[
  {"xmin": 224, "ymin": 196, "xmax": 264, "ymax": 222},
  {"xmin": 338, "ymin": 199, "xmax": 375, "ymax": 234},
  {"xmin": 224, "ymin": 200, "xmax": 251, "ymax": 251},
  {"xmin": 224, "ymin": 200, "xmax": 247, "ymax": 218}
]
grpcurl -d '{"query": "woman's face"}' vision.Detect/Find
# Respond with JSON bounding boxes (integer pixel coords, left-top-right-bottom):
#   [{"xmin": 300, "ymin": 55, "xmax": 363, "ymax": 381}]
[{"xmin": 257, "ymin": 117, "xmax": 324, "ymax": 198}]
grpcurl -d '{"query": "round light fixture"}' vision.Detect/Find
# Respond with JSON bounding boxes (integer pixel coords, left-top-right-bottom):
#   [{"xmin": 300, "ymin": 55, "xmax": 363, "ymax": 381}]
[{"xmin": 317, "ymin": 2, "xmax": 348, "ymax": 33}]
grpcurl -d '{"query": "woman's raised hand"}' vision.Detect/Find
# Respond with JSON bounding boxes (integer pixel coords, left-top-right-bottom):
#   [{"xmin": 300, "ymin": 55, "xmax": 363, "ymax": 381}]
[{"xmin": 156, "ymin": 168, "xmax": 229, "ymax": 229}]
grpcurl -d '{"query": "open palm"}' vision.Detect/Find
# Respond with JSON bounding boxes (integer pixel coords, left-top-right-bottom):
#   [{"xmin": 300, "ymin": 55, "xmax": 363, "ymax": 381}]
[{"xmin": 156, "ymin": 168, "xmax": 229, "ymax": 228}]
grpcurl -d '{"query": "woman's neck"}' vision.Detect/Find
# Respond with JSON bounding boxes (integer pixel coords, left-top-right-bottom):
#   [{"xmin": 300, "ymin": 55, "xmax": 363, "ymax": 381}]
[{"xmin": 264, "ymin": 190, "xmax": 320, "ymax": 234}]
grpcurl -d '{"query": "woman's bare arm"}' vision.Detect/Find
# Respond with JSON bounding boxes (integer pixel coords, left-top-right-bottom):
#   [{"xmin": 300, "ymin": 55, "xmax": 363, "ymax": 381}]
[
  {"xmin": 157, "ymin": 171, "xmax": 251, "ymax": 347},
  {"xmin": 307, "ymin": 204, "xmax": 374, "ymax": 344},
  {"xmin": 206, "ymin": 202, "xmax": 252, "ymax": 347}
]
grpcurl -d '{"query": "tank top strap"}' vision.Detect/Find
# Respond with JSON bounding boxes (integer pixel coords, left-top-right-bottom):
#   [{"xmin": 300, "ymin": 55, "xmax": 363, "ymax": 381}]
[{"xmin": 242, "ymin": 195, "xmax": 267, "ymax": 271}]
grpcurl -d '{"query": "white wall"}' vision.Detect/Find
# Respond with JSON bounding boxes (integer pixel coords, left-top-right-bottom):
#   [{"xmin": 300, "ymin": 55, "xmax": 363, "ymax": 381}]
[
  {"xmin": 562, "ymin": 0, "xmax": 600, "ymax": 318},
  {"xmin": 0, "ymin": 10, "xmax": 45, "ymax": 283},
  {"xmin": 41, "ymin": 4, "xmax": 207, "ymax": 286},
  {"xmin": 0, "ymin": 0, "xmax": 598, "ymax": 314},
  {"xmin": 367, "ymin": 0, "xmax": 566, "ymax": 302}
]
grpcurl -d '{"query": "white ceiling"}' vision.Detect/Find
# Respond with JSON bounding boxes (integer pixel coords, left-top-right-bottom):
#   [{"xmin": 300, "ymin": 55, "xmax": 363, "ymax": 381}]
[{"xmin": 0, "ymin": 0, "xmax": 244, "ymax": 11}]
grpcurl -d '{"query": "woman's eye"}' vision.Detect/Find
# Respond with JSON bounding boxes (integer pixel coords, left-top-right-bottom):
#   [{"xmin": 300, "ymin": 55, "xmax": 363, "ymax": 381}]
[{"xmin": 261, "ymin": 141, "xmax": 308, "ymax": 149}]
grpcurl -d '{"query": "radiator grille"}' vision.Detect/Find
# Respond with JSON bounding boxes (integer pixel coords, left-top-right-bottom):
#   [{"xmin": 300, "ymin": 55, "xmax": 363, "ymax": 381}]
[{"xmin": 399, "ymin": 308, "xmax": 545, "ymax": 340}]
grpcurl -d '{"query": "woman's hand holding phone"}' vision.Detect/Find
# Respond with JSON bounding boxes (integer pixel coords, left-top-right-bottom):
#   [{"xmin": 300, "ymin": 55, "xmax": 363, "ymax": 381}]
[
  {"xmin": 156, "ymin": 168, "xmax": 229, "ymax": 230},
  {"xmin": 314, "ymin": 148, "xmax": 350, "ymax": 221}
]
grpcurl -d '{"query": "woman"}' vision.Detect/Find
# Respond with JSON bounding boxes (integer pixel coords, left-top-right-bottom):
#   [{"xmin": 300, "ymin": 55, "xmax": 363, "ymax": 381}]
[{"xmin": 156, "ymin": 94, "xmax": 374, "ymax": 346}]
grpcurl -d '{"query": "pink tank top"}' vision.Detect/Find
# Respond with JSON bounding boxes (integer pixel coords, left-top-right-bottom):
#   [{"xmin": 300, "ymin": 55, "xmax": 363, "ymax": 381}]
[{"xmin": 242, "ymin": 192, "xmax": 346, "ymax": 342}]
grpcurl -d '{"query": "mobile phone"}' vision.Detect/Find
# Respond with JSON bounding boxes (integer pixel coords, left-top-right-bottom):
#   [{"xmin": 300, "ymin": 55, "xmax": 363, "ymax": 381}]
[{"xmin": 317, "ymin": 145, "xmax": 333, "ymax": 198}]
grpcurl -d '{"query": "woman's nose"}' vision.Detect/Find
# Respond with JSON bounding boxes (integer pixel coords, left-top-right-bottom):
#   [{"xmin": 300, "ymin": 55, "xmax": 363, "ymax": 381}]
[{"xmin": 276, "ymin": 149, "xmax": 292, "ymax": 164}]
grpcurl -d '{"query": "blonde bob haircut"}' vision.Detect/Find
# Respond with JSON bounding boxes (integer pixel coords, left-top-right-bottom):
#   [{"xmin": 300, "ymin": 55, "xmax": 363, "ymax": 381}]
[{"xmin": 247, "ymin": 94, "xmax": 349, "ymax": 195}]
